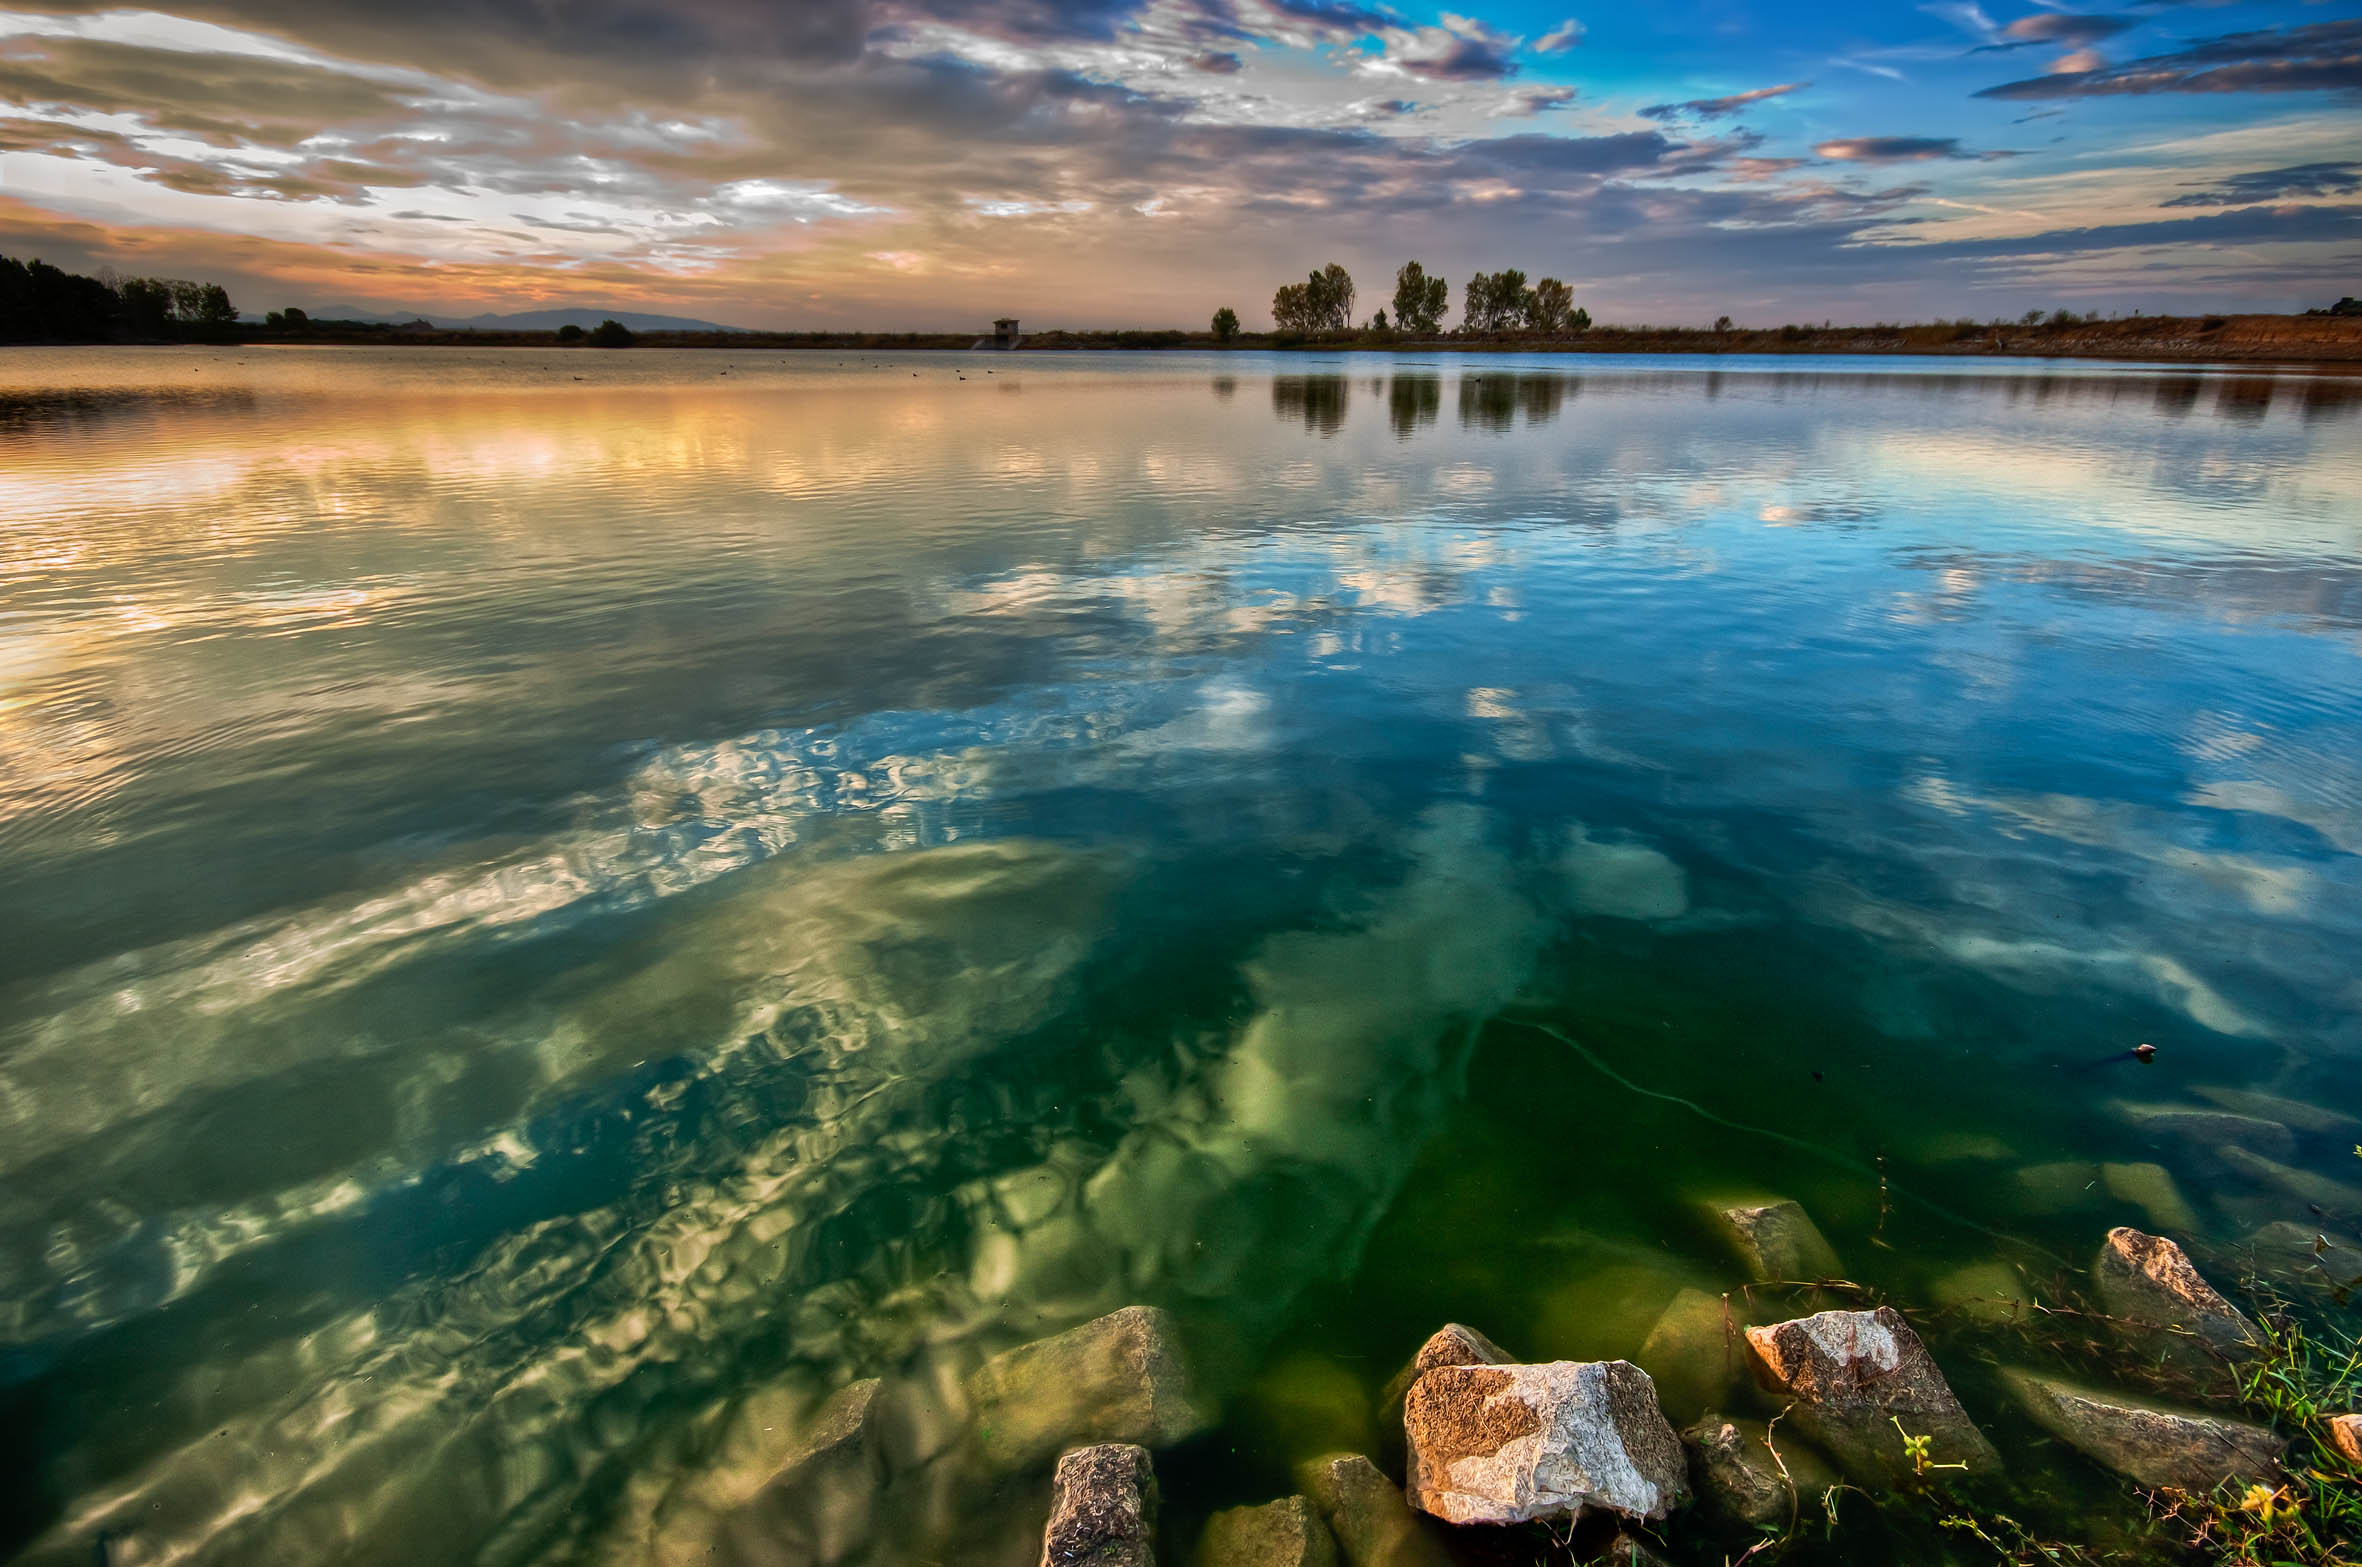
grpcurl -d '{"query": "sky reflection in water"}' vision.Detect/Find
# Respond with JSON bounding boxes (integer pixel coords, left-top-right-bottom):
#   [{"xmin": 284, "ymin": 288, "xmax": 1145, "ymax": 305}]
[{"xmin": 1, "ymin": 348, "xmax": 2359, "ymax": 1565}]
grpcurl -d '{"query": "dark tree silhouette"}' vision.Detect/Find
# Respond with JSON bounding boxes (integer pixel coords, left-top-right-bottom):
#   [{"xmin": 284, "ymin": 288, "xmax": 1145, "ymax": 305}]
[
  {"xmin": 1392, "ymin": 261, "xmax": 1448, "ymax": 334},
  {"xmin": 1462, "ymin": 269, "xmax": 1531, "ymax": 333},
  {"xmin": 1527, "ymin": 278, "xmax": 1574, "ymax": 333},
  {"xmin": 1272, "ymin": 264, "xmax": 1354, "ymax": 334}
]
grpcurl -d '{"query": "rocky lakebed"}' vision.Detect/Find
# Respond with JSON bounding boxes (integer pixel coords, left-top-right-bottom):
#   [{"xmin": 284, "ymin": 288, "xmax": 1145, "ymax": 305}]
[{"xmin": 718, "ymin": 1131, "xmax": 2362, "ymax": 1567}]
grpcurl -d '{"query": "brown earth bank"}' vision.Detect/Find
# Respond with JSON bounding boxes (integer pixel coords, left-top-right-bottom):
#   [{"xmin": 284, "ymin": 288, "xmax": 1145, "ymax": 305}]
[{"xmin": 22, "ymin": 312, "xmax": 2362, "ymax": 365}]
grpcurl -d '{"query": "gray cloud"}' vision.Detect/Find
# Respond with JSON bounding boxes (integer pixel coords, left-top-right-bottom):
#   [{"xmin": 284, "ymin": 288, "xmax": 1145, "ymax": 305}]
[
  {"xmin": 1369, "ymin": 15, "xmax": 1521, "ymax": 80},
  {"xmin": 1815, "ymin": 135, "xmax": 1970, "ymax": 161},
  {"xmin": 1639, "ymin": 80, "xmax": 1808, "ymax": 120},
  {"xmin": 1976, "ymin": 18, "xmax": 2362, "ymax": 98},
  {"xmin": 1190, "ymin": 49, "xmax": 1244, "ymax": 72},
  {"xmin": 1900, "ymin": 200, "xmax": 2362, "ymax": 258},
  {"xmin": 2160, "ymin": 161, "xmax": 2362, "ymax": 207},
  {"xmin": 0, "ymin": 33, "xmax": 421, "ymax": 147},
  {"xmin": 1498, "ymin": 85, "xmax": 1578, "ymax": 115}
]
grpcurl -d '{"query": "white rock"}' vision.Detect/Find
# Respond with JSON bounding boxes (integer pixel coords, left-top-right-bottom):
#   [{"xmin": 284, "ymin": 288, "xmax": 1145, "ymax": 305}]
[{"xmin": 1403, "ymin": 1360, "xmax": 1688, "ymax": 1526}]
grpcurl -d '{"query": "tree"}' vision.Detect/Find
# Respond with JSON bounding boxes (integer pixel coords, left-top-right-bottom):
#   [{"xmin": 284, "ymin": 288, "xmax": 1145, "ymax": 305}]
[
  {"xmin": 1370, "ymin": 308, "xmax": 1389, "ymax": 332},
  {"xmin": 1271, "ymin": 263, "xmax": 1355, "ymax": 335},
  {"xmin": 1393, "ymin": 261, "xmax": 1448, "ymax": 334},
  {"xmin": 587, "ymin": 318, "xmax": 635, "ymax": 347},
  {"xmin": 1570, "ymin": 306, "xmax": 1591, "ymax": 334},
  {"xmin": 1527, "ymin": 278, "xmax": 1574, "ymax": 333},
  {"xmin": 556, "ymin": 322, "xmax": 586, "ymax": 342},
  {"xmin": 1211, "ymin": 305, "xmax": 1240, "ymax": 341},
  {"xmin": 1271, "ymin": 281, "xmax": 1313, "ymax": 334},
  {"xmin": 193, "ymin": 282, "xmax": 236, "ymax": 326},
  {"xmin": 1462, "ymin": 269, "xmax": 1530, "ymax": 333},
  {"xmin": 1713, "ymin": 314, "xmax": 1733, "ymax": 333},
  {"xmin": 1315, "ymin": 263, "xmax": 1354, "ymax": 332},
  {"xmin": 118, "ymin": 278, "xmax": 174, "ymax": 335}
]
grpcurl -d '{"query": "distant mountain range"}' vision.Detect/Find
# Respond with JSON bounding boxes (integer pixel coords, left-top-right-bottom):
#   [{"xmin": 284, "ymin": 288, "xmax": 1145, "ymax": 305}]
[{"xmin": 298, "ymin": 305, "xmax": 749, "ymax": 333}]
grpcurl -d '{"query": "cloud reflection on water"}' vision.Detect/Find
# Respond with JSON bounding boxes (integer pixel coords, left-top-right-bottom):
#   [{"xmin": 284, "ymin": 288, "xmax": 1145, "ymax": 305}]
[{"xmin": 1, "ymin": 349, "xmax": 2359, "ymax": 1564}]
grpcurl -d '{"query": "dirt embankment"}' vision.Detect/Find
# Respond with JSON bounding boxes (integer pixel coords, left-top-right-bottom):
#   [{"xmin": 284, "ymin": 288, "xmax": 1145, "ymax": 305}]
[{"xmin": 1999, "ymin": 313, "xmax": 2362, "ymax": 362}]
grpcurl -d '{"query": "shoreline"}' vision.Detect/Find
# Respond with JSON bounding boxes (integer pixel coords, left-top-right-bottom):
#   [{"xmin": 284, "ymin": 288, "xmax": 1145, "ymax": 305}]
[{"xmin": 10, "ymin": 312, "xmax": 2361, "ymax": 366}]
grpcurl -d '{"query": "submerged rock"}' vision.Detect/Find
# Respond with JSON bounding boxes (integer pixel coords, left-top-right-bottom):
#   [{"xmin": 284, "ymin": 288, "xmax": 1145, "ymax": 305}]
[
  {"xmin": 1296, "ymin": 1453, "xmax": 1452, "ymax": 1567},
  {"xmin": 721, "ymin": 1378, "xmax": 887, "ymax": 1567},
  {"xmin": 2092, "ymin": 1228, "xmax": 2257, "ymax": 1356},
  {"xmin": 1743, "ymin": 1307, "xmax": 1997, "ymax": 1482},
  {"xmin": 2218, "ymin": 1145, "xmax": 2362, "ymax": 1215},
  {"xmin": 1681, "ymin": 1414, "xmax": 1818, "ymax": 1530},
  {"xmin": 2001, "ymin": 1371, "xmax": 2282, "ymax": 1492},
  {"xmin": 969, "ymin": 1305, "xmax": 1211, "ymax": 1472},
  {"xmin": 2192, "ymin": 1085, "xmax": 2360, "ymax": 1139},
  {"xmin": 1041, "ymin": 1443, "xmax": 1158, "ymax": 1567},
  {"xmin": 2112, "ymin": 1102, "xmax": 2297, "ymax": 1162},
  {"xmin": 1596, "ymin": 1530, "xmax": 1676, "ymax": 1567},
  {"xmin": 1927, "ymin": 1262, "xmax": 2030, "ymax": 1324},
  {"xmin": 2329, "ymin": 1414, "xmax": 2362, "ymax": 1467},
  {"xmin": 2100, "ymin": 1162, "xmax": 2199, "ymax": 1234},
  {"xmin": 2243, "ymin": 1222, "xmax": 2362, "ymax": 1293},
  {"xmin": 1634, "ymin": 1289, "xmax": 1747, "ymax": 1422},
  {"xmin": 1706, "ymin": 1199, "xmax": 1842, "ymax": 1284},
  {"xmin": 1195, "ymin": 1496, "xmax": 1339, "ymax": 1567},
  {"xmin": 2010, "ymin": 1162, "xmax": 2103, "ymax": 1217},
  {"xmin": 1402, "ymin": 1360, "xmax": 1688, "ymax": 1526}
]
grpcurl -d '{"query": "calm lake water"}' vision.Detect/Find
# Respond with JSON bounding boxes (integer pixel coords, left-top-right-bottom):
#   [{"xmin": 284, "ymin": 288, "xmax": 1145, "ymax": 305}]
[{"xmin": 2, "ymin": 347, "xmax": 2360, "ymax": 1565}]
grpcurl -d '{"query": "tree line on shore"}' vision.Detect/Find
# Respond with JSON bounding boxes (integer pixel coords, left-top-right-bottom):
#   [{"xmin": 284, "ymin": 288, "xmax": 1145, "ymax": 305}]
[
  {"xmin": 1229, "ymin": 261, "xmax": 1592, "ymax": 341},
  {"xmin": 1, "ymin": 254, "xmax": 239, "ymax": 344}
]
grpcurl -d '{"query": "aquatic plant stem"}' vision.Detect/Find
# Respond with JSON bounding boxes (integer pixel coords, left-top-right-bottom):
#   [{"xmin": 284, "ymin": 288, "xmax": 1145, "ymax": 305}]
[{"xmin": 1501, "ymin": 1015, "xmax": 2065, "ymax": 1266}]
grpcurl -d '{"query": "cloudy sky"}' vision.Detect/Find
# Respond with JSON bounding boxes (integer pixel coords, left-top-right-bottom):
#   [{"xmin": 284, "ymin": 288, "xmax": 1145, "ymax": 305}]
[{"xmin": 0, "ymin": 0, "xmax": 2356, "ymax": 326}]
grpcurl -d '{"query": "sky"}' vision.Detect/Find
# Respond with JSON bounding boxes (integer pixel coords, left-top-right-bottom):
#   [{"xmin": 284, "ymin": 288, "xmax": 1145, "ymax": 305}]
[{"xmin": 0, "ymin": 0, "xmax": 2357, "ymax": 327}]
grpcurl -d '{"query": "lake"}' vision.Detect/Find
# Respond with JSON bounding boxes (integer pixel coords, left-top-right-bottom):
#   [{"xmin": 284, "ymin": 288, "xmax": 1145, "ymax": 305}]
[{"xmin": 2, "ymin": 346, "xmax": 2359, "ymax": 1565}]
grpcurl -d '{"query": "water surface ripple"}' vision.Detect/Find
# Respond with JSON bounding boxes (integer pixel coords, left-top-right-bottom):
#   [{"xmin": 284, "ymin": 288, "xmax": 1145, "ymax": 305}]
[{"xmin": 2, "ymin": 348, "xmax": 2359, "ymax": 1565}]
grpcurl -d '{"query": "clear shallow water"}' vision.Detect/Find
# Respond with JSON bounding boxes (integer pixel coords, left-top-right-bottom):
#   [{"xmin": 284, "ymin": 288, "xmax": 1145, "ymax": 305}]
[{"xmin": 1, "ymin": 346, "xmax": 2359, "ymax": 1564}]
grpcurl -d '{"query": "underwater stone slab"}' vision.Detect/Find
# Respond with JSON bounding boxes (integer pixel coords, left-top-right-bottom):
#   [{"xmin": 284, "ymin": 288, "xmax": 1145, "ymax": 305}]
[
  {"xmin": 969, "ymin": 1305, "xmax": 1211, "ymax": 1472},
  {"xmin": 1041, "ymin": 1443, "xmax": 1158, "ymax": 1567},
  {"xmin": 732, "ymin": 1378, "xmax": 886, "ymax": 1567},
  {"xmin": 1743, "ymin": 1307, "xmax": 1997, "ymax": 1483},
  {"xmin": 2330, "ymin": 1414, "xmax": 2362, "ymax": 1467},
  {"xmin": 2093, "ymin": 1228, "xmax": 2257, "ymax": 1356},
  {"xmin": 1927, "ymin": 1262, "xmax": 2030, "ymax": 1324},
  {"xmin": 2112, "ymin": 1102, "xmax": 2296, "ymax": 1162},
  {"xmin": 2192, "ymin": 1085, "xmax": 2360, "ymax": 1139},
  {"xmin": 1634, "ymin": 1288, "xmax": 1747, "ymax": 1423},
  {"xmin": 2010, "ymin": 1162, "xmax": 2103, "ymax": 1217},
  {"xmin": 1682, "ymin": 1412, "xmax": 1838, "ymax": 1530},
  {"xmin": 1402, "ymin": 1360, "xmax": 1688, "ymax": 1526},
  {"xmin": 1296, "ymin": 1453, "xmax": 1452, "ymax": 1567},
  {"xmin": 1707, "ymin": 1199, "xmax": 1842, "ymax": 1283},
  {"xmin": 2246, "ymin": 1222, "xmax": 2362, "ymax": 1289},
  {"xmin": 1194, "ymin": 1496, "xmax": 1339, "ymax": 1567},
  {"xmin": 2218, "ymin": 1145, "xmax": 2362, "ymax": 1214},
  {"xmin": 2100, "ymin": 1162, "xmax": 2199, "ymax": 1234},
  {"xmin": 1682, "ymin": 1415, "xmax": 1790, "ymax": 1529},
  {"xmin": 2001, "ymin": 1371, "xmax": 2282, "ymax": 1493}
]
